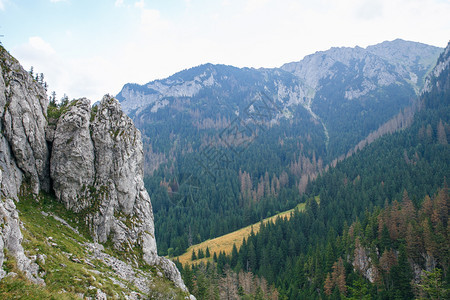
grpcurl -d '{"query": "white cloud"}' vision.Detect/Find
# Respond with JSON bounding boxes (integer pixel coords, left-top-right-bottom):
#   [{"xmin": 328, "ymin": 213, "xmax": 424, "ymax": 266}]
[
  {"xmin": 115, "ymin": 0, "xmax": 124, "ymax": 7},
  {"xmin": 12, "ymin": 37, "xmax": 119, "ymax": 103},
  {"xmin": 134, "ymin": 0, "xmax": 145, "ymax": 9},
  {"xmin": 245, "ymin": 0, "xmax": 269, "ymax": 12},
  {"xmin": 0, "ymin": 0, "xmax": 5, "ymax": 10},
  {"xmin": 50, "ymin": 0, "xmax": 67, "ymax": 3},
  {"xmin": 140, "ymin": 9, "xmax": 162, "ymax": 26},
  {"xmin": 356, "ymin": 0, "xmax": 383, "ymax": 20},
  {"xmin": 28, "ymin": 36, "xmax": 56, "ymax": 55}
]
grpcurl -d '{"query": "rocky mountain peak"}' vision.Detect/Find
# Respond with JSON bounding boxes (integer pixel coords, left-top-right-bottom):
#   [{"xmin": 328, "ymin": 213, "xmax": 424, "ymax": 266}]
[
  {"xmin": 281, "ymin": 39, "xmax": 442, "ymax": 95},
  {"xmin": 423, "ymin": 41, "xmax": 450, "ymax": 93}
]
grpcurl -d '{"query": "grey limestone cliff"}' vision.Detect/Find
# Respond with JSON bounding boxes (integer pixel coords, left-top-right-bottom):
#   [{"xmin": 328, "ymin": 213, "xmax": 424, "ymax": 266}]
[
  {"xmin": 50, "ymin": 98, "xmax": 95, "ymax": 212},
  {"xmin": 0, "ymin": 47, "xmax": 50, "ymax": 196},
  {"xmin": 423, "ymin": 41, "xmax": 450, "ymax": 93},
  {"xmin": 281, "ymin": 39, "xmax": 442, "ymax": 98},
  {"xmin": 49, "ymin": 95, "xmax": 186, "ymax": 291},
  {"xmin": 0, "ymin": 47, "xmax": 46, "ymax": 284},
  {"xmin": 50, "ymin": 96, "xmax": 158, "ymax": 259},
  {"xmin": 0, "ymin": 46, "xmax": 187, "ymax": 293}
]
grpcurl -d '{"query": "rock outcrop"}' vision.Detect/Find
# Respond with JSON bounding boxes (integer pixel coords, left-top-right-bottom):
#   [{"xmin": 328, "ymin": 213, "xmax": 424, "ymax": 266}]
[
  {"xmin": 49, "ymin": 96, "xmax": 186, "ymax": 291},
  {"xmin": 0, "ymin": 47, "xmax": 46, "ymax": 284},
  {"xmin": 50, "ymin": 96, "xmax": 186, "ymax": 291},
  {"xmin": 50, "ymin": 96, "xmax": 159, "ymax": 261},
  {"xmin": 0, "ymin": 198, "xmax": 43, "ymax": 285},
  {"xmin": 0, "ymin": 46, "xmax": 187, "ymax": 293},
  {"xmin": 50, "ymin": 98, "xmax": 95, "ymax": 211},
  {"xmin": 0, "ymin": 48, "xmax": 50, "ymax": 195},
  {"xmin": 423, "ymin": 41, "xmax": 450, "ymax": 93}
]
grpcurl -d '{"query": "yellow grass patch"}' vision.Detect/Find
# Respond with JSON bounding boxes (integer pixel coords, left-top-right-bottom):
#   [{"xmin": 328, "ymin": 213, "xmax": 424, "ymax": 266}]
[{"xmin": 173, "ymin": 202, "xmax": 306, "ymax": 265}]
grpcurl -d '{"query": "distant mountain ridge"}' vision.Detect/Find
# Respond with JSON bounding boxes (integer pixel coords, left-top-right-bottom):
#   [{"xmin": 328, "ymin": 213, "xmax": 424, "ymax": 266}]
[
  {"xmin": 117, "ymin": 39, "xmax": 442, "ymax": 162},
  {"xmin": 282, "ymin": 39, "xmax": 440, "ymax": 93},
  {"xmin": 115, "ymin": 39, "xmax": 444, "ymax": 257}
]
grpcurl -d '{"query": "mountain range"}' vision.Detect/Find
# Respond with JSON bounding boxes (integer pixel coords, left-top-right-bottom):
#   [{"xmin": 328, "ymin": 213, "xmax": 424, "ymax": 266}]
[
  {"xmin": 118, "ymin": 39, "xmax": 441, "ymax": 161},
  {"xmin": 115, "ymin": 39, "xmax": 444, "ymax": 257}
]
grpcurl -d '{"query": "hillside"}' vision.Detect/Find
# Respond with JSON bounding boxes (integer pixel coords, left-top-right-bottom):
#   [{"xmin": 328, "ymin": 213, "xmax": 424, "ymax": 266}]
[
  {"xmin": 178, "ymin": 41, "xmax": 450, "ymax": 299},
  {"xmin": 1, "ymin": 190, "xmax": 187, "ymax": 299},
  {"xmin": 173, "ymin": 202, "xmax": 306, "ymax": 265},
  {"xmin": 117, "ymin": 39, "xmax": 443, "ymax": 258}
]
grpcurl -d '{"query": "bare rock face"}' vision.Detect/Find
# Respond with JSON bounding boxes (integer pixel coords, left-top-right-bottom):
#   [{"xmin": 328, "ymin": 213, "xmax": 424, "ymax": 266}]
[
  {"xmin": 0, "ymin": 198, "xmax": 43, "ymax": 285},
  {"xmin": 0, "ymin": 47, "xmax": 50, "ymax": 195},
  {"xmin": 91, "ymin": 96, "xmax": 160, "ymax": 267},
  {"xmin": 0, "ymin": 72, "xmax": 23, "ymax": 199},
  {"xmin": 50, "ymin": 98, "xmax": 95, "ymax": 211},
  {"xmin": 0, "ymin": 47, "xmax": 45, "ymax": 284},
  {"xmin": 51, "ymin": 95, "xmax": 186, "ymax": 291}
]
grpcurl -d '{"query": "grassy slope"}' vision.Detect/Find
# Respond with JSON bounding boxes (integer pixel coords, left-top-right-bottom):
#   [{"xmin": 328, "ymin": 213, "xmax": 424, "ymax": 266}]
[
  {"xmin": 0, "ymin": 189, "xmax": 186, "ymax": 299},
  {"xmin": 173, "ymin": 202, "xmax": 307, "ymax": 265}
]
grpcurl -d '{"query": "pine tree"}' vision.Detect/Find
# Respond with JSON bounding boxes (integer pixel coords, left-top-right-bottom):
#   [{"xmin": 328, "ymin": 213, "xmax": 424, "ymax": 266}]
[
  {"xmin": 437, "ymin": 120, "xmax": 448, "ymax": 145},
  {"xmin": 422, "ymin": 219, "xmax": 437, "ymax": 256},
  {"xmin": 324, "ymin": 272, "xmax": 333, "ymax": 296},
  {"xmin": 182, "ymin": 264, "xmax": 195, "ymax": 292},
  {"xmin": 391, "ymin": 245, "xmax": 414, "ymax": 299},
  {"xmin": 406, "ymin": 223, "xmax": 422, "ymax": 261},
  {"xmin": 191, "ymin": 249, "xmax": 197, "ymax": 261},
  {"xmin": 248, "ymin": 241, "xmax": 257, "ymax": 272},
  {"xmin": 332, "ymin": 258, "xmax": 347, "ymax": 295},
  {"xmin": 219, "ymin": 265, "xmax": 238, "ymax": 300},
  {"xmin": 231, "ymin": 243, "xmax": 238, "ymax": 268},
  {"xmin": 401, "ymin": 190, "xmax": 416, "ymax": 229},
  {"xmin": 417, "ymin": 268, "xmax": 448, "ymax": 300},
  {"xmin": 198, "ymin": 248, "xmax": 204, "ymax": 259},
  {"xmin": 380, "ymin": 224, "xmax": 392, "ymax": 251}
]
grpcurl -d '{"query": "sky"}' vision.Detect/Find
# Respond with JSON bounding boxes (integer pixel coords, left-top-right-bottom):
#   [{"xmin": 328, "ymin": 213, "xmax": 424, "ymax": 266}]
[{"xmin": 0, "ymin": 0, "xmax": 449, "ymax": 102}]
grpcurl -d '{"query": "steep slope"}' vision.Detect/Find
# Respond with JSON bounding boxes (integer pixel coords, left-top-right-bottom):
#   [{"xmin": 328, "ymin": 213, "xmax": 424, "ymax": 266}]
[
  {"xmin": 282, "ymin": 39, "xmax": 442, "ymax": 157},
  {"xmin": 174, "ymin": 202, "xmax": 306, "ymax": 266},
  {"xmin": 117, "ymin": 63, "xmax": 311, "ymax": 118},
  {"xmin": 0, "ymin": 46, "xmax": 49, "ymax": 285},
  {"xmin": 0, "ymin": 46, "xmax": 190, "ymax": 297},
  {"xmin": 367, "ymin": 39, "xmax": 442, "ymax": 91}
]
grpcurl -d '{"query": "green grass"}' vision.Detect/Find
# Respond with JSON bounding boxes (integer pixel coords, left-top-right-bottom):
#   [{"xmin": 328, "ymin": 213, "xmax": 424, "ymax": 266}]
[
  {"xmin": 0, "ymin": 275, "xmax": 78, "ymax": 299},
  {"xmin": 4, "ymin": 186, "xmax": 189, "ymax": 299},
  {"xmin": 15, "ymin": 190, "xmax": 129, "ymax": 297}
]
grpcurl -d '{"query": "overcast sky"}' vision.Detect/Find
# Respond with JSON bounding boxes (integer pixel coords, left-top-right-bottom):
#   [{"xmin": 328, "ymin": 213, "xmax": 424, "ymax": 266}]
[{"xmin": 1, "ymin": 0, "xmax": 449, "ymax": 102}]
